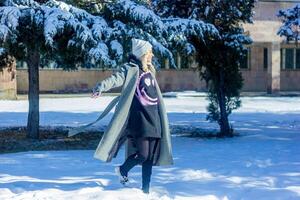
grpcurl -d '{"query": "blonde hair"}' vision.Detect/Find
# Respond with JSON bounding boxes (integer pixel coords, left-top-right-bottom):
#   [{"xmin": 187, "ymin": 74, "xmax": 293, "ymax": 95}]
[
  {"xmin": 139, "ymin": 51, "xmax": 156, "ymax": 76},
  {"xmin": 147, "ymin": 63, "xmax": 156, "ymax": 76}
]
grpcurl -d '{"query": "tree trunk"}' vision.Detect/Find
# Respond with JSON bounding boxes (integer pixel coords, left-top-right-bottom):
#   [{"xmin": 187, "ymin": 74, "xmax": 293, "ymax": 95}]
[
  {"xmin": 217, "ymin": 66, "xmax": 231, "ymax": 137},
  {"xmin": 26, "ymin": 48, "xmax": 40, "ymax": 139}
]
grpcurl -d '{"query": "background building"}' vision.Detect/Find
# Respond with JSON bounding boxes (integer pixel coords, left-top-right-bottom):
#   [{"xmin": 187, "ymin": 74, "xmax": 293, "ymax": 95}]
[
  {"xmin": 242, "ymin": 0, "xmax": 300, "ymax": 93},
  {"xmin": 1, "ymin": 0, "xmax": 299, "ymax": 98}
]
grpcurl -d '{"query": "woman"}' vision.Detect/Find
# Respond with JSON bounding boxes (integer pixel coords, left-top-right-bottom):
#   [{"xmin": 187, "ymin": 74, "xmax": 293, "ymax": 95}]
[{"xmin": 69, "ymin": 38, "xmax": 173, "ymax": 194}]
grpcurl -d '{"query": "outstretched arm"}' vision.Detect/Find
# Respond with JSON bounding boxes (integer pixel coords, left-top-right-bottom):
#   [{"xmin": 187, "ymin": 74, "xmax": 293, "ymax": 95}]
[{"xmin": 92, "ymin": 65, "xmax": 128, "ymax": 95}]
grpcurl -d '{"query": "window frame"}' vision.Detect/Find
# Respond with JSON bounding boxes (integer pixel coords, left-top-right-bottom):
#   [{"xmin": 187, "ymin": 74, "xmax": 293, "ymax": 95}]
[
  {"xmin": 240, "ymin": 47, "xmax": 251, "ymax": 70},
  {"xmin": 281, "ymin": 47, "xmax": 300, "ymax": 71},
  {"xmin": 263, "ymin": 47, "xmax": 268, "ymax": 70}
]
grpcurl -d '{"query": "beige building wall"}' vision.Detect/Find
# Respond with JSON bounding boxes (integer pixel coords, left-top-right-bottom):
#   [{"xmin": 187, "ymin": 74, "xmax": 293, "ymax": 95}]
[
  {"xmin": 17, "ymin": 69, "xmax": 207, "ymax": 93},
  {"xmin": 281, "ymin": 71, "xmax": 300, "ymax": 91},
  {"xmin": 242, "ymin": 0, "xmax": 300, "ymax": 93},
  {"xmin": 241, "ymin": 45, "xmax": 268, "ymax": 92},
  {"xmin": 17, "ymin": 69, "xmax": 114, "ymax": 93}
]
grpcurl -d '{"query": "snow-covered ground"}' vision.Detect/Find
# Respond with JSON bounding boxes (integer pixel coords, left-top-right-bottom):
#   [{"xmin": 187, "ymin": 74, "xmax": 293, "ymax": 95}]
[{"xmin": 0, "ymin": 94, "xmax": 300, "ymax": 199}]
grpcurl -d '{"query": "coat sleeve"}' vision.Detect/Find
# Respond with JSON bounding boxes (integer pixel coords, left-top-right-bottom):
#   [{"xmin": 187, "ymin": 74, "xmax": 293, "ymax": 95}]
[{"xmin": 93, "ymin": 65, "xmax": 128, "ymax": 93}]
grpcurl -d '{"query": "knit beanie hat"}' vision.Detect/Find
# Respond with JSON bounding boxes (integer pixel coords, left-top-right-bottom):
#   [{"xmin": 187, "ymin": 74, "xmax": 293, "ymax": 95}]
[{"xmin": 131, "ymin": 38, "xmax": 153, "ymax": 59}]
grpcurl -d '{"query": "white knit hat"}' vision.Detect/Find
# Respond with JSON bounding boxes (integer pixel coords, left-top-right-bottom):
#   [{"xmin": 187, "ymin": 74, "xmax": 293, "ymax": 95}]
[{"xmin": 131, "ymin": 38, "xmax": 152, "ymax": 59}]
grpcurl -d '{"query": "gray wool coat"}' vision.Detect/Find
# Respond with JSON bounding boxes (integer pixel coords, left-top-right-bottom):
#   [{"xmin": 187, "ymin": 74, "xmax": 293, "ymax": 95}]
[{"xmin": 68, "ymin": 62, "xmax": 173, "ymax": 166}]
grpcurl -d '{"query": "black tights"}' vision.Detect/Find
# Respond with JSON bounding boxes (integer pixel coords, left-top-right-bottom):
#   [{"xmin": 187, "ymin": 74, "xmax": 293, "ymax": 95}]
[{"xmin": 120, "ymin": 137, "xmax": 159, "ymax": 189}]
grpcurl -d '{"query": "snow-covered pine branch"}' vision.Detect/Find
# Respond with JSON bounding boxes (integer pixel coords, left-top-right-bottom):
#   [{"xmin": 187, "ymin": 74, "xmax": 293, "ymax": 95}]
[
  {"xmin": 105, "ymin": 0, "xmax": 219, "ymax": 67},
  {"xmin": 4, "ymin": 0, "xmax": 40, "ymax": 7},
  {"xmin": 105, "ymin": 0, "xmax": 176, "ymax": 67},
  {"xmin": 0, "ymin": 0, "xmax": 118, "ymax": 67},
  {"xmin": 0, "ymin": 6, "xmax": 21, "ymax": 43},
  {"xmin": 110, "ymin": 39, "xmax": 123, "ymax": 62},
  {"xmin": 164, "ymin": 18, "xmax": 219, "ymax": 55},
  {"xmin": 1, "ymin": 0, "xmax": 219, "ymax": 69},
  {"xmin": 277, "ymin": 3, "xmax": 300, "ymax": 42},
  {"xmin": 0, "ymin": 47, "xmax": 5, "ymax": 56},
  {"xmin": 107, "ymin": 0, "xmax": 164, "ymax": 34},
  {"xmin": 223, "ymin": 30, "xmax": 252, "ymax": 52}
]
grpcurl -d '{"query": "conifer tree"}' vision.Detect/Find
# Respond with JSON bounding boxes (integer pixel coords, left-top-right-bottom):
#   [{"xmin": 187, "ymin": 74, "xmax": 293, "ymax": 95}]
[{"xmin": 152, "ymin": 0, "xmax": 256, "ymax": 137}]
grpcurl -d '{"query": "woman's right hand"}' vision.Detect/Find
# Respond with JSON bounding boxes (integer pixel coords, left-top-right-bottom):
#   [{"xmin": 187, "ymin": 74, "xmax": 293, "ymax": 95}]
[{"xmin": 91, "ymin": 88, "xmax": 101, "ymax": 98}]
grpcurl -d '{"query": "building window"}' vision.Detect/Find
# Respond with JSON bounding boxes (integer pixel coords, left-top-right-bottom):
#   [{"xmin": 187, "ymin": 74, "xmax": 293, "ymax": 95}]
[
  {"xmin": 296, "ymin": 49, "xmax": 300, "ymax": 69},
  {"xmin": 240, "ymin": 47, "xmax": 251, "ymax": 69},
  {"xmin": 281, "ymin": 48, "xmax": 300, "ymax": 70},
  {"xmin": 263, "ymin": 48, "xmax": 268, "ymax": 69},
  {"xmin": 280, "ymin": 48, "xmax": 283, "ymax": 69},
  {"xmin": 285, "ymin": 48, "xmax": 294, "ymax": 69}
]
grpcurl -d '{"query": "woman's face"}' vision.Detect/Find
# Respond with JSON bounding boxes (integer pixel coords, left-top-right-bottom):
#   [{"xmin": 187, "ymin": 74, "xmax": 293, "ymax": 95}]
[{"xmin": 145, "ymin": 49, "xmax": 154, "ymax": 64}]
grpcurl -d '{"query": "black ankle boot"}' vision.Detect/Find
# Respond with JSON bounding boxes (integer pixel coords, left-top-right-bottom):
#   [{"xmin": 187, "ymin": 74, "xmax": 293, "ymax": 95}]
[
  {"xmin": 142, "ymin": 184, "xmax": 149, "ymax": 194},
  {"xmin": 115, "ymin": 166, "xmax": 129, "ymax": 185}
]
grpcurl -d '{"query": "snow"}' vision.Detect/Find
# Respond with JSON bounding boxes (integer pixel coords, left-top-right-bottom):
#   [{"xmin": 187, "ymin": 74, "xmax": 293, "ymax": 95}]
[
  {"xmin": 110, "ymin": 40, "xmax": 123, "ymax": 62},
  {"xmin": 88, "ymin": 42, "xmax": 116, "ymax": 67},
  {"xmin": 164, "ymin": 18, "xmax": 219, "ymax": 51},
  {"xmin": 0, "ymin": 47, "xmax": 6, "ymax": 56},
  {"xmin": 91, "ymin": 17, "xmax": 110, "ymax": 41},
  {"xmin": 4, "ymin": 0, "xmax": 40, "ymax": 8},
  {"xmin": 163, "ymin": 91, "xmax": 206, "ymax": 97},
  {"xmin": 47, "ymin": 0, "xmax": 72, "ymax": 12},
  {"xmin": 122, "ymin": 0, "xmax": 164, "ymax": 29},
  {"xmin": 223, "ymin": 32, "xmax": 252, "ymax": 50},
  {"xmin": 204, "ymin": 6, "xmax": 210, "ymax": 17},
  {"xmin": 0, "ymin": 94, "xmax": 300, "ymax": 199},
  {"xmin": 0, "ymin": 6, "xmax": 21, "ymax": 40},
  {"xmin": 43, "ymin": 6, "xmax": 73, "ymax": 47}
]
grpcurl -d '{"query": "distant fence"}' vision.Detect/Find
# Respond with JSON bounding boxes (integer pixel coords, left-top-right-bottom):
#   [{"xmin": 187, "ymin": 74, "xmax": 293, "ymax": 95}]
[{"xmin": 14, "ymin": 68, "xmax": 300, "ymax": 94}]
